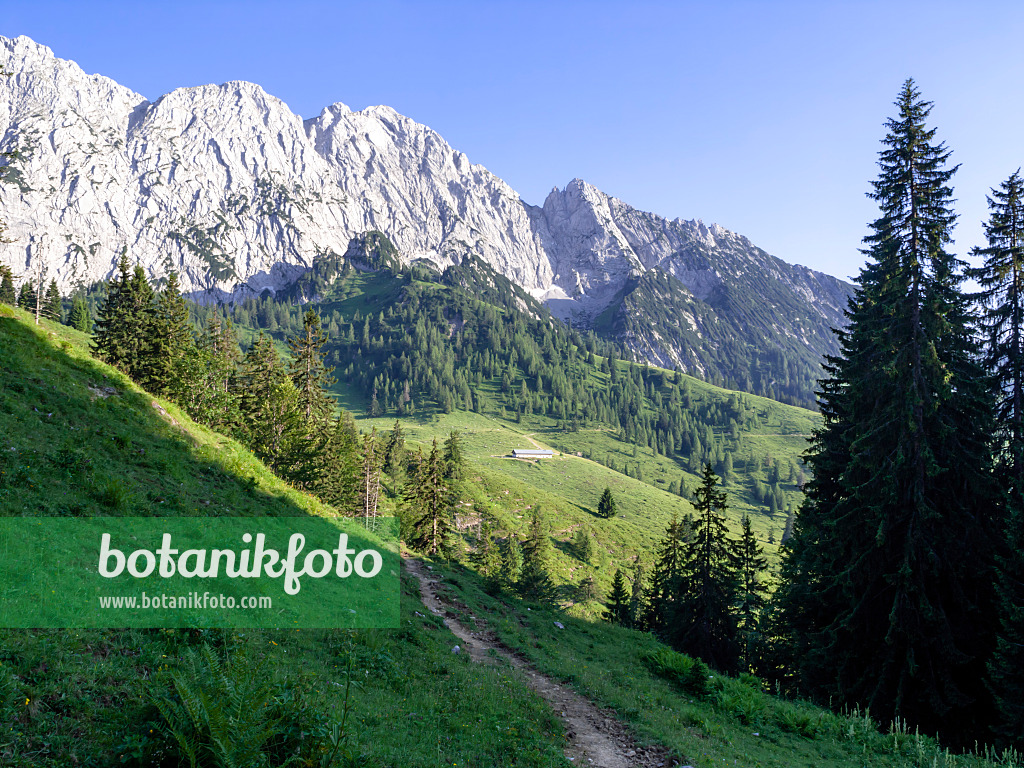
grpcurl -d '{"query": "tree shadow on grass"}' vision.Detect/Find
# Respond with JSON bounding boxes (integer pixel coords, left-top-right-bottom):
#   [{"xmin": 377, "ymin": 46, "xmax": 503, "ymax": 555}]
[{"xmin": 0, "ymin": 314, "xmax": 331, "ymax": 520}]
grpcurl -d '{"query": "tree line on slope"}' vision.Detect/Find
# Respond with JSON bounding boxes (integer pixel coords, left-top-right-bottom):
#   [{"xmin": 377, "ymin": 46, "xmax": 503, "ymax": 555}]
[
  {"xmin": 12, "ymin": 245, "xmax": 812, "ymax": 527},
  {"xmin": 175, "ymin": 264, "xmax": 808, "ymax": 520},
  {"xmin": 46, "ymin": 254, "xmax": 467, "ymax": 555}
]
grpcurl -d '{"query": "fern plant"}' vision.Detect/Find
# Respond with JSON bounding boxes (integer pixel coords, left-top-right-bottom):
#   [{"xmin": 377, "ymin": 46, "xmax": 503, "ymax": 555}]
[{"xmin": 152, "ymin": 643, "xmax": 357, "ymax": 768}]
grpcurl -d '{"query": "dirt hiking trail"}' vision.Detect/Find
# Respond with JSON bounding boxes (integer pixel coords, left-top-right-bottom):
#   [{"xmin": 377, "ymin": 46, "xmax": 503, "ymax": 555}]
[{"xmin": 403, "ymin": 555, "xmax": 683, "ymax": 768}]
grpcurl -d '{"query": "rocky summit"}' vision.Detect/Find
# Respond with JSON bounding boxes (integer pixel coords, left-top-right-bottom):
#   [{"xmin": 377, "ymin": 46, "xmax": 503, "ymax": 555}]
[{"xmin": 0, "ymin": 35, "xmax": 853, "ymax": 401}]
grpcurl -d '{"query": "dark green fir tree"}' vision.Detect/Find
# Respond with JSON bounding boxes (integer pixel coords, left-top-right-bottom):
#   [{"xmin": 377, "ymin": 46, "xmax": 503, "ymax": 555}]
[
  {"xmin": 518, "ymin": 507, "xmax": 557, "ymax": 603},
  {"xmin": 381, "ymin": 419, "xmax": 407, "ymax": 494},
  {"xmin": 67, "ymin": 295, "xmax": 91, "ymax": 333},
  {"xmin": 734, "ymin": 515, "xmax": 768, "ymax": 670},
  {"xmin": 471, "ymin": 514, "xmax": 502, "ymax": 579},
  {"xmin": 0, "ymin": 265, "xmax": 15, "ymax": 305},
  {"xmin": 147, "ymin": 271, "xmax": 195, "ymax": 397},
  {"xmin": 604, "ymin": 568, "xmax": 632, "ymax": 626},
  {"xmin": 17, "ymin": 280, "xmax": 36, "ymax": 312},
  {"xmin": 775, "ymin": 80, "xmax": 1002, "ymax": 742},
  {"xmin": 969, "ymin": 170, "xmax": 1024, "ymax": 749},
  {"xmin": 643, "ymin": 514, "xmax": 691, "ymax": 635},
  {"xmin": 288, "ymin": 308, "xmax": 336, "ymax": 428},
  {"xmin": 442, "ymin": 429, "xmax": 465, "ymax": 482},
  {"xmin": 501, "ymin": 536, "xmax": 523, "ymax": 588},
  {"xmin": 671, "ymin": 464, "xmax": 739, "ymax": 673},
  {"xmin": 405, "ymin": 439, "xmax": 457, "ymax": 559},
  {"xmin": 92, "ymin": 255, "xmax": 143, "ymax": 374},
  {"xmin": 573, "ymin": 525, "xmax": 594, "ymax": 564},
  {"xmin": 237, "ymin": 332, "xmax": 300, "ymax": 469},
  {"xmin": 598, "ymin": 486, "xmax": 617, "ymax": 518},
  {"xmin": 43, "ymin": 279, "xmax": 61, "ymax": 322}
]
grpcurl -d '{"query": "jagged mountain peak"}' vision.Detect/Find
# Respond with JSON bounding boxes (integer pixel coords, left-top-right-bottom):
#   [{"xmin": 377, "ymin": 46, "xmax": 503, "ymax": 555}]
[{"xmin": 0, "ymin": 34, "xmax": 853, "ymax": 405}]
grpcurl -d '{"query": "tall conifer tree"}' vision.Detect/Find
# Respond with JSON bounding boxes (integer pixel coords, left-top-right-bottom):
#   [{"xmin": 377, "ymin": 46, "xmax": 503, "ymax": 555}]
[
  {"xmin": 671, "ymin": 464, "xmax": 739, "ymax": 673},
  {"xmin": 518, "ymin": 507, "xmax": 557, "ymax": 603},
  {"xmin": 969, "ymin": 170, "xmax": 1024, "ymax": 748},
  {"xmin": 0, "ymin": 265, "xmax": 14, "ymax": 305},
  {"xmin": 17, "ymin": 281, "xmax": 36, "ymax": 312},
  {"xmin": 67, "ymin": 296, "xmax": 91, "ymax": 333},
  {"xmin": 734, "ymin": 515, "xmax": 769, "ymax": 670},
  {"xmin": 43, "ymin": 279, "xmax": 61, "ymax": 322},
  {"xmin": 406, "ymin": 439, "xmax": 457, "ymax": 558},
  {"xmin": 237, "ymin": 332, "xmax": 300, "ymax": 469},
  {"xmin": 604, "ymin": 569, "xmax": 632, "ymax": 625},
  {"xmin": 147, "ymin": 271, "xmax": 195, "ymax": 397},
  {"xmin": 643, "ymin": 514, "xmax": 691, "ymax": 634},
  {"xmin": 776, "ymin": 80, "xmax": 1001, "ymax": 741},
  {"xmin": 92, "ymin": 255, "xmax": 136, "ymax": 372},
  {"xmin": 288, "ymin": 308, "xmax": 336, "ymax": 428}
]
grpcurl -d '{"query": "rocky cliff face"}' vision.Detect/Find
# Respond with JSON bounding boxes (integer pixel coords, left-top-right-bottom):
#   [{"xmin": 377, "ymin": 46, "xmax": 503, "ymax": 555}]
[{"xmin": 0, "ymin": 35, "xmax": 853, "ymax": 393}]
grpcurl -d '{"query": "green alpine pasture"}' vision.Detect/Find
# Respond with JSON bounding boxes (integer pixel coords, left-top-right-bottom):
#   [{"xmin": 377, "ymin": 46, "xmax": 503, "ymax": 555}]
[{"xmin": 2, "ymin": 306, "xmax": 1020, "ymax": 767}]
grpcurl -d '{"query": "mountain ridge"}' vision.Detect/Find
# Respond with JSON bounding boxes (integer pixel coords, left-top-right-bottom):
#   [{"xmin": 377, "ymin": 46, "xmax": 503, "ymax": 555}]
[{"xmin": 0, "ymin": 34, "xmax": 853, "ymax": 404}]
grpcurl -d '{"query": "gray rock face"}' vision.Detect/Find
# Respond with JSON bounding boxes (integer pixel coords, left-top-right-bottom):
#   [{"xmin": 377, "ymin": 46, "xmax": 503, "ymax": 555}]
[{"xmin": 0, "ymin": 35, "xmax": 851, "ymax": 358}]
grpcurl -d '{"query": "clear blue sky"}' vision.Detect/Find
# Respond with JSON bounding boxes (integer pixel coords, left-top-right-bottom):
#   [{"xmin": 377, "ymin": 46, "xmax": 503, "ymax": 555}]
[{"xmin": 4, "ymin": 0, "xmax": 1023, "ymax": 282}]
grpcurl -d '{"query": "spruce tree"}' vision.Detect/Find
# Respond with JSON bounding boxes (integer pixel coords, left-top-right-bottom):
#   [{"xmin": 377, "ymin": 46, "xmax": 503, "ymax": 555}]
[
  {"xmin": 17, "ymin": 281, "xmax": 36, "ymax": 312},
  {"xmin": 0, "ymin": 265, "xmax": 14, "ymax": 305},
  {"xmin": 598, "ymin": 487, "xmax": 617, "ymax": 518},
  {"xmin": 406, "ymin": 439, "xmax": 457, "ymax": 558},
  {"xmin": 518, "ymin": 507, "xmax": 557, "ymax": 603},
  {"xmin": 502, "ymin": 536, "xmax": 523, "ymax": 587},
  {"xmin": 643, "ymin": 514, "xmax": 691, "ymax": 635},
  {"xmin": 307, "ymin": 412, "xmax": 361, "ymax": 513},
  {"xmin": 604, "ymin": 569, "xmax": 632, "ymax": 625},
  {"xmin": 671, "ymin": 464, "xmax": 739, "ymax": 673},
  {"xmin": 147, "ymin": 272, "xmax": 195, "ymax": 397},
  {"xmin": 573, "ymin": 525, "xmax": 594, "ymax": 564},
  {"xmin": 442, "ymin": 429, "xmax": 465, "ymax": 482},
  {"xmin": 43, "ymin": 279, "xmax": 61, "ymax": 322},
  {"xmin": 382, "ymin": 419, "xmax": 406, "ymax": 491},
  {"xmin": 184, "ymin": 316, "xmax": 241, "ymax": 431},
  {"xmin": 970, "ymin": 170, "xmax": 1024, "ymax": 474},
  {"xmin": 775, "ymin": 80, "xmax": 1001, "ymax": 741},
  {"xmin": 91, "ymin": 255, "xmax": 136, "ymax": 372},
  {"xmin": 970, "ymin": 170, "xmax": 1024, "ymax": 748},
  {"xmin": 288, "ymin": 307, "xmax": 336, "ymax": 428},
  {"xmin": 629, "ymin": 559, "xmax": 646, "ymax": 630},
  {"xmin": 125, "ymin": 264, "xmax": 158, "ymax": 381},
  {"xmin": 471, "ymin": 514, "xmax": 502, "ymax": 579},
  {"xmin": 237, "ymin": 332, "xmax": 300, "ymax": 469},
  {"xmin": 734, "ymin": 515, "xmax": 768, "ymax": 670},
  {"xmin": 67, "ymin": 296, "xmax": 91, "ymax": 333}
]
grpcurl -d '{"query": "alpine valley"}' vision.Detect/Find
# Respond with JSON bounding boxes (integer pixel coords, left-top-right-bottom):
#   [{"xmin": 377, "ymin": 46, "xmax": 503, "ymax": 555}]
[{"xmin": 0, "ymin": 35, "xmax": 852, "ymax": 407}]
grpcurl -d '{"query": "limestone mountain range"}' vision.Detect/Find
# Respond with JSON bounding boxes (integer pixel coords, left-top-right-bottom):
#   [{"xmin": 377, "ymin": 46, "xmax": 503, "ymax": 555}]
[{"xmin": 0, "ymin": 35, "xmax": 853, "ymax": 398}]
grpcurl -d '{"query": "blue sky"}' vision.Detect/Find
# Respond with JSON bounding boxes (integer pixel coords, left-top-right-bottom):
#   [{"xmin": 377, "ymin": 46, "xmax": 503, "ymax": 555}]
[{"xmin": 4, "ymin": 1, "xmax": 1023, "ymax": 282}]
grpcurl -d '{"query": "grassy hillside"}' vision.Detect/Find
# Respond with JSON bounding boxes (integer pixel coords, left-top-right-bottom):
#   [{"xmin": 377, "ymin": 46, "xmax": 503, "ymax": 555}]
[
  {"xmin": 1, "ymin": 306, "xmax": 1020, "ymax": 768},
  {"xmin": 0, "ymin": 306, "xmax": 568, "ymax": 767}
]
